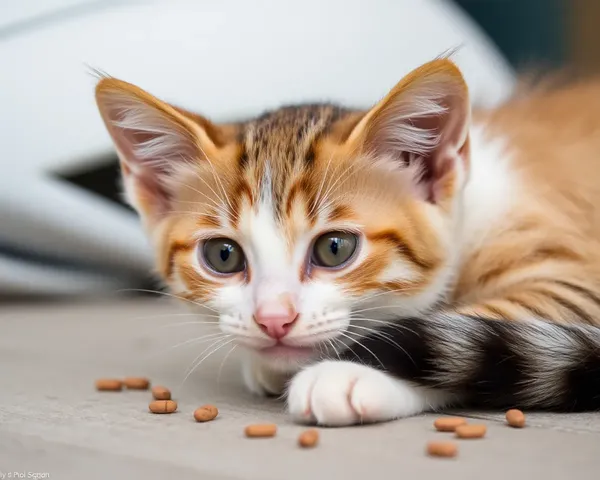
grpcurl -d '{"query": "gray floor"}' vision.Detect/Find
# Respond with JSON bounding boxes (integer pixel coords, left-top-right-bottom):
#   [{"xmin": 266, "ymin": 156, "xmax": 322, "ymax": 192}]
[{"xmin": 1, "ymin": 298, "xmax": 599, "ymax": 479}]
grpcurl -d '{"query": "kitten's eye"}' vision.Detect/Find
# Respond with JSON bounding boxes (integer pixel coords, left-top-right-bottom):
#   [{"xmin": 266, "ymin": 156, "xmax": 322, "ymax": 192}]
[
  {"xmin": 202, "ymin": 238, "xmax": 246, "ymax": 274},
  {"xmin": 312, "ymin": 231, "xmax": 358, "ymax": 268}
]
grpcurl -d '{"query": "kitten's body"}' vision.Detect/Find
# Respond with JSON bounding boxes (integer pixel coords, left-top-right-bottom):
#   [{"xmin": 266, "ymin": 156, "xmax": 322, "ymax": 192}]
[{"xmin": 95, "ymin": 60, "xmax": 600, "ymax": 426}]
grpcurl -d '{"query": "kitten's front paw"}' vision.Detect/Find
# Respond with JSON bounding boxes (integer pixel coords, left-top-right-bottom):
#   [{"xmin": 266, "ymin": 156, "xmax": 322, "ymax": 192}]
[{"xmin": 287, "ymin": 361, "xmax": 443, "ymax": 426}]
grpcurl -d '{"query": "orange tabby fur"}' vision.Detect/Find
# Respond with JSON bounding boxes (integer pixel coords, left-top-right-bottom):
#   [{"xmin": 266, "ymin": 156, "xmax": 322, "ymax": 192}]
[{"xmin": 95, "ymin": 59, "xmax": 600, "ymax": 327}]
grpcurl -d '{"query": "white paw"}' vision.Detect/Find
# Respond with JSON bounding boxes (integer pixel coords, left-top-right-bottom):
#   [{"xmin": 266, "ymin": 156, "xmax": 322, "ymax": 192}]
[{"xmin": 287, "ymin": 361, "xmax": 447, "ymax": 426}]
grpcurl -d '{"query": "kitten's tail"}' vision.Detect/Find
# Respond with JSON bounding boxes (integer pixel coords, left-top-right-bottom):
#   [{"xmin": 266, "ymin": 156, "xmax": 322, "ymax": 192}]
[{"xmin": 343, "ymin": 314, "xmax": 600, "ymax": 411}]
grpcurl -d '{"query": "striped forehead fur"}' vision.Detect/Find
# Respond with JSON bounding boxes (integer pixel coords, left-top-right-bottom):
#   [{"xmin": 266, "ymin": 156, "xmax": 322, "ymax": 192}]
[{"xmin": 239, "ymin": 103, "xmax": 358, "ymax": 216}]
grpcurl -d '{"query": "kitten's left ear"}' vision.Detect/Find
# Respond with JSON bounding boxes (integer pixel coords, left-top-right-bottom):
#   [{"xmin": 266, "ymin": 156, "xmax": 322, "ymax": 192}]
[
  {"xmin": 95, "ymin": 77, "xmax": 225, "ymax": 225},
  {"xmin": 347, "ymin": 58, "xmax": 471, "ymax": 205}
]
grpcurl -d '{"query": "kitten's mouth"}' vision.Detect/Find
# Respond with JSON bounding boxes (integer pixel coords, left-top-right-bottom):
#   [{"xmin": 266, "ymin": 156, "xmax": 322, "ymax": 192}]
[{"xmin": 258, "ymin": 344, "xmax": 314, "ymax": 359}]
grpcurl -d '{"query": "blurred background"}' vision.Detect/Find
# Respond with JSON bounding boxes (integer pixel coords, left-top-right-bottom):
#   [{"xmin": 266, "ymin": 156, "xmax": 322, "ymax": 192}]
[{"xmin": 0, "ymin": 0, "xmax": 594, "ymax": 300}]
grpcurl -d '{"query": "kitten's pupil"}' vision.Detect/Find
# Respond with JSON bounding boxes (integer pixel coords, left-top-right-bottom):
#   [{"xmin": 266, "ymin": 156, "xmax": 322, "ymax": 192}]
[
  {"xmin": 330, "ymin": 239, "xmax": 339, "ymax": 256},
  {"xmin": 219, "ymin": 246, "xmax": 231, "ymax": 262}
]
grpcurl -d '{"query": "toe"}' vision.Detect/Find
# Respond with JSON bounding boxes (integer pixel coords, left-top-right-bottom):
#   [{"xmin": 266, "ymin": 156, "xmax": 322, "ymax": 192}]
[
  {"xmin": 287, "ymin": 368, "xmax": 317, "ymax": 423},
  {"xmin": 310, "ymin": 373, "xmax": 360, "ymax": 426}
]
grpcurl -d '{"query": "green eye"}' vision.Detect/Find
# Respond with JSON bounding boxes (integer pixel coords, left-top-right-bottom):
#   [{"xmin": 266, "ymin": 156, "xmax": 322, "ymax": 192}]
[
  {"xmin": 202, "ymin": 238, "xmax": 246, "ymax": 274},
  {"xmin": 312, "ymin": 231, "xmax": 358, "ymax": 268}
]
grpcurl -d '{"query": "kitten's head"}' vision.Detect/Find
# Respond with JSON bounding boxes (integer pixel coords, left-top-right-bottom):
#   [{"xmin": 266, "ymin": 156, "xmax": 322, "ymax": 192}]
[{"xmin": 95, "ymin": 59, "xmax": 470, "ymax": 371}]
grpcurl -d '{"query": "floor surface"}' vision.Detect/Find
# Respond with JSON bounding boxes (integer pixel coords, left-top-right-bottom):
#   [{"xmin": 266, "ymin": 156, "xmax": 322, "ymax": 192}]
[{"xmin": 0, "ymin": 298, "xmax": 599, "ymax": 479}]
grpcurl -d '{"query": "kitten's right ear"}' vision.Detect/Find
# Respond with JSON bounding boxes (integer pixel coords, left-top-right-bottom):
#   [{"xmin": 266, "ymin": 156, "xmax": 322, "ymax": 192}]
[
  {"xmin": 345, "ymin": 58, "xmax": 470, "ymax": 206},
  {"xmin": 95, "ymin": 78, "xmax": 220, "ymax": 224}
]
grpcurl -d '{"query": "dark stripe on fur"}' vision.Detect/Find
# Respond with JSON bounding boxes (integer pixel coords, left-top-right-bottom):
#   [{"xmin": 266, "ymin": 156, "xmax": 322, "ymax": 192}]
[
  {"xmin": 535, "ymin": 287, "xmax": 596, "ymax": 325},
  {"xmin": 341, "ymin": 313, "xmax": 600, "ymax": 411},
  {"xmin": 554, "ymin": 280, "xmax": 600, "ymax": 309}
]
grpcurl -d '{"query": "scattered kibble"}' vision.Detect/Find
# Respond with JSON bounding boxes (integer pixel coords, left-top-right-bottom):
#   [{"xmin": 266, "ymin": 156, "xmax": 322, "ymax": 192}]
[
  {"xmin": 95, "ymin": 378, "xmax": 123, "ymax": 391},
  {"xmin": 506, "ymin": 409, "xmax": 526, "ymax": 428},
  {"xmin": 298, "ymin": 429, "xmax": 319, "ymax": 448},
  {"xmin": 455, "ymin": 424, "xmax": 487, "ymax": 439},
  {"xmin": 434, "ymin": 417, "xmax": 467, "ymax": 432},
  {"xmin": 194, "ymin": 405, "xmax": 219, "ymax": 422},
  {"xmin": 124, "ymin": 377, "xmax": 150, "ymax": 390},
  {"xmin": 244, "ymin": 424, "xmax": 277, "ymax": 438},
  {"xmin": 152, "ymin": 386, "xmax": 171, "ymax": 400},
  {"xmin": 426, "ymin": 441, "xmax": 458, "ymax": 458},
  {"xmin": 149, "ymin": 400, "xmax": 178, "ymax": 414}
]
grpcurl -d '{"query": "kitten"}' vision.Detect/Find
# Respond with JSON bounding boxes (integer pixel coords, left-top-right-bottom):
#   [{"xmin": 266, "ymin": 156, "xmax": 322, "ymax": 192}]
[{"xmin": 95, "ymin": 58, "xmax": 600, "ymax": 426}]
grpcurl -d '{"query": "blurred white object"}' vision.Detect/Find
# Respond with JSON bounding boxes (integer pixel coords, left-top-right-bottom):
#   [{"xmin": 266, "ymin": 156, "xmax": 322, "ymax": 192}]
[{"xmin": 0, "ymin": 0, "xmax": 515, "ymax": 295}]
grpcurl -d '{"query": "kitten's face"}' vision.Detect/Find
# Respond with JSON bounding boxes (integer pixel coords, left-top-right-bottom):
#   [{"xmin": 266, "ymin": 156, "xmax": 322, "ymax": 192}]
[{"xmin": 95, "ymin": 60, "xmax": 470, "ymax": 371}]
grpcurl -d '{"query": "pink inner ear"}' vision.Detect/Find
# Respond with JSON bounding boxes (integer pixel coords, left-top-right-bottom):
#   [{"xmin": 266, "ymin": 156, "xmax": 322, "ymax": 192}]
[
  {"xmin": 413, "ymin": 96, "xmax": 468, "ymax": 202},
  {"xmin": 365, "ymin": 77, "xmax": 470, "ymax": 204},
  {"xmin": 97, "ymin": 91, "xmax": 201, "ymax": 218}
]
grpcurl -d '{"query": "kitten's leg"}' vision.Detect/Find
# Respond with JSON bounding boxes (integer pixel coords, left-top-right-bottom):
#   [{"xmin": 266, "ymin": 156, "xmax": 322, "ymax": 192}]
[
  {"xmin": 241, "ymin": 352, "xmax": 293, "ymax": 396},
  {"xmin": 287, "ymin": 360, "xmax": 451, "ymax": 426}
]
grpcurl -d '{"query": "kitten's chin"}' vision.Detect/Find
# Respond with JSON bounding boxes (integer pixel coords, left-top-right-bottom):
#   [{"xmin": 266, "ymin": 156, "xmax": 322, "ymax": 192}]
[{"xmin": 255, "ymin": 345, "xmax": 317, "ymax": 370}]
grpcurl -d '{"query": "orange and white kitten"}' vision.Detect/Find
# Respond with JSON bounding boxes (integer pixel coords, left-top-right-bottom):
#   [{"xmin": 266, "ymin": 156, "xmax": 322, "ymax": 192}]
[{"xmin": 95, "ymin": 59, "xmax": 600, "ymax": 426}]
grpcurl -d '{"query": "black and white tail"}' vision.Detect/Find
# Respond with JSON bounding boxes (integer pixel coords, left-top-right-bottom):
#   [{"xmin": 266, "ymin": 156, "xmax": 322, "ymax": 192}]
[{"xmin": 342, "ymin": 313, "xmax": 600, "ymax": 411}]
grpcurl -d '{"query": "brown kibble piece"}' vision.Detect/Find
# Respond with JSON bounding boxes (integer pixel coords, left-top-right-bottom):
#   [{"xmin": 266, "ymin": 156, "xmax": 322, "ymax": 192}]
[
  {"xmin": 95, "ymin": 379, "xmax": 123, "ymax": 391},
  {"xmin": 152, "ymin": 386, "xmax": 171, "ymax": 400},
  {"xmin": 194, "ymin": 405, "xmax": 219, "ymax": 422},
  {"xmin": 298, "ymin": 429, "xmax": 319, "ymax": 448},
  {"xmin": 426, "ymin": 441, "xmax": 458, "ymax": 458},
  {"xmin": 123, "ymin": 377, "xmax": 150, "ymax": 390},
  {"xmin": 149, "ymin": 400, "xmax": 178, "ymax": 414},
  {"xmin": 433, "ymin": 417, "xmax": 467, "ymax": 432},
  {"xmin": 455, "ymin": 424, "xmax": 487, "ymax": 439},
  {"xmin": 506, "ymin": 409, "xmax": 526, "ymax": 428},
  {"xmin": 244, "ymin": 424, "xmax": 277, "ymax": 438}
]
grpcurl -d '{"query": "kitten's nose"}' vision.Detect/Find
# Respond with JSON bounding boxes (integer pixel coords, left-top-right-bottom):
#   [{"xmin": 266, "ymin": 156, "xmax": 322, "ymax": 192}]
[{"xmin": 253, "ymin": 298, "xmax": 298, "ymax": 340}]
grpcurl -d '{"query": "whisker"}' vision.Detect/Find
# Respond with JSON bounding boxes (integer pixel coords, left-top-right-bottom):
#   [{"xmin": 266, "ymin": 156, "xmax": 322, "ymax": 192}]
[
  {"xmin": 117, "ymin": 289, "xmax": 219, "ymax": 313},
  {"xmin": 350, "ymin": 316, "xmax": 419, "ymax": 337},
  {"xmin": 332, "ymin": 336, "xmax": 363, "ymax": 364},
  {"xmin": 338, "ymin": 330, "xmax": 384, "ymax": 368},
  {"xmin": 180, "ymin": 337, "xmax": 236, "ymax": 387},
  {"xmin": 315, "ymin": 142, "xmax": 363, "ymax": 216},
  {"xmin": 326, "ymin": 338, "xmax": 342, "ymax": 362},
  {"xmin": 125, "ymin": 312, "xmax": 219, "ymax": 323},
  {"xmin": 349, "ymin": 324, "xmax": 415, "ymax": 365},
  {"xmin": 351, "ymin": 288, "xmax": 415, "ymax": 306},
  {"xmin": 179, "ymin": 154, "xmax": 231, "ymax": 217},
  {"xmin": 309, "ymin": 150, "xmax": 336, "ymax": 217},
  {"xmin": 178, "ymin": 177, "xmax": 228, "ymax": 213},
  {"xmin": 350, "ymin": 304, "xmax": 412, "ymax": 315},
  {"xmin": 145, "ymin": 332, "xmax": 228, "ymax": 361},
  {"xmin": 216, "ymin": 343, "xmax": 239, "ymax": 385},
  {"xmin": 158, "ymin": 320, "xmax": 221, "ymax": 329},
  {"xmin": 318, "ymin": 157, "xmax": 364, "ymax": 211},
  {"xmin": 197, "ymin": 145, "xmax": 235, "ymax": 214},
  {"xmin": 179, "ymin": 336, "xmax": 231, "ymax": 382},
  {"xmin": 168, "ymin": 206, "xmax": 223, "ymax": 219},
  {"xmin": 289, "ymin": 328, "xmax": 343, "ymax": 342}
]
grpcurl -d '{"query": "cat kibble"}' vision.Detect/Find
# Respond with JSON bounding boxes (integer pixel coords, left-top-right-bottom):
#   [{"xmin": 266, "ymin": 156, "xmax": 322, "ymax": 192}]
[
  {"xmin": 298, "ymin": 429, "xmax": 319, "ymax": 448},
  {"xmin": 506, "ymin": 409, "xmax": 526, "ymax": 428},
  {"xmin": 95, "ymin": 378, "xmax": 123, "ymax": 391},
  {"xmin": 434, "ymin": 417, "xmax": 467, "ymax": 432},
  {"xmin": 151, "ymin": 386, "xmax": 171, "ymax": 400},
  {"xmin": 244, "ymin": 424, "xmax": 277, "ymax": 438},
  {"xmin": 123, "ymin": 377, "xmax": 150, "ymax": 390},
  {"xmin": 194, "ymin": 405, "xmax": 219, "ymax": 422},
  {"xmin": 149, "ymin": 400, "xmax": 178, "ymax": 414},
  {"xmin": 426, "ymin": 441, "xmax": 458, "ymax": 458},
  {"xmin": 455, "ymin": 424, "xmax": 487, "ymax": 439}
]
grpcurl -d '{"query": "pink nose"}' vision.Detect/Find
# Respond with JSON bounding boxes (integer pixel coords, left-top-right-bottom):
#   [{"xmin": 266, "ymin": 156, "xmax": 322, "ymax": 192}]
[{"xmin": 253, "ymin": 300, "xmax": 298, "ymax": 340}]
